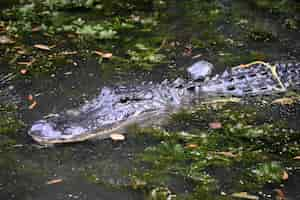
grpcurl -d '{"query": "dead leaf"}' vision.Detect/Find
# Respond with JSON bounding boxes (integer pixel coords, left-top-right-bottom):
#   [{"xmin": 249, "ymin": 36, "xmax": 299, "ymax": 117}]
[
  {"xmin": 231, "ymin": 192, "xmax": 259, "ymax": 200},
  {"xmin": 94, "ymin": 50, "xmax": 113, "ymax": 59},
  {"xmin": 32, "ymin": 26, "xmax": 42, "ymax": 32},
  {"xmin": 209, "ymin": 122, "xmax": 222, "ymax": 129},
  {"xmin": 46, "ymin": 178, "xmax": 63, "ymax": 185},
  {"xmin": 18, "ymin": 60, "xmax": 34, "ymax": 66},
  {"xmin": 192, "ymin": 54, "xmax": 202, "ymax": 59},
  {"xmin": 18, "ymin": 62, "xmax": 31, "ymax": 66},
  {"xmin": 273, "ymin": 189, "xmax": 286, "ymax": 200},
  {"xmin": 110, "ymin": 133, "xmax": 125, "ymax": 141},
  {"xmin": 282, "ymin": 170, "xmax": 288, "ymax": 181},
  {"xmin": 0, "ymin": 35, "xmax": 15, "ymax": 44},
  {"xmin": 201, "ymin": 97, "xmax": 241, "ymax": 105},
  {"xmin": 20, "ymin": 69, "xmax": 28, "ymax": 75},
  {"xmin": 60, "ymin": 51, "xmax": 78, "ymax": 55},
  {"xmin": 186, "ymin": 143, "xmax": 198, "ymax": 148},
  {"xmin": 28, "ymin": 94, "xmax": 33, "ymax": 101},
  {"xmin": 17, "ymin": 50, "xmax": 26, "ymax": 55},
  {"xmin": 272, "ymin": 97, "xmax": 297, "ymax": 105},
  {"xmin": 34, "ymin": 44, "xmax": 53, "ymax": 51},
  {"xmin": 293, "ymin": 156, "xmax": 300, "ymax": 160},
  {"xmin": 215, "ymin": 151, "xmax": 237, "ymax": 158},
  {"xmin": 28, "ymin": 100, "xmax": 37, "ymax": 110}
]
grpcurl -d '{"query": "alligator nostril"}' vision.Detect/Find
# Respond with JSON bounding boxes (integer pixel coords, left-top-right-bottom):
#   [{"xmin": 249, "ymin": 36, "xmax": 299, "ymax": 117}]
[{"xmin": 225, "ymin": 77, "xmax": 234, "ymax": 82}]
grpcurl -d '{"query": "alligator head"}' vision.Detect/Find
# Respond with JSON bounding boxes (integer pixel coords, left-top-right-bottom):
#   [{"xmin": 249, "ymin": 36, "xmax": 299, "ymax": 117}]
[{"xmin": 28, "ymin": 81, "xmax": 190, "ymax": 144}]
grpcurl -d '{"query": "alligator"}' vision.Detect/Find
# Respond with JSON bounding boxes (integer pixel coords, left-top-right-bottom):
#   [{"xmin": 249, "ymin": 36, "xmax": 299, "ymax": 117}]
[{"xmin": 28, "ymin": 61, "xmax": 300, "ymax": 145}]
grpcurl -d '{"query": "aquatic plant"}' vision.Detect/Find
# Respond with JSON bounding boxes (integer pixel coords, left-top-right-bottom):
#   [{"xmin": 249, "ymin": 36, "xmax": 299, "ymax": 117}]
[{"xmin": 131, "ymin": 103, "xmax": 300, "ymax": 199}]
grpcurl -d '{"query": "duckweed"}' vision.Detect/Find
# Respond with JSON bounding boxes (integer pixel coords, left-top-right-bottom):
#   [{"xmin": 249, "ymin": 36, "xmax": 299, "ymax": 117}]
[{"xmin": 131, "ymin": 103, "xmax": 300, "ymax": 199}]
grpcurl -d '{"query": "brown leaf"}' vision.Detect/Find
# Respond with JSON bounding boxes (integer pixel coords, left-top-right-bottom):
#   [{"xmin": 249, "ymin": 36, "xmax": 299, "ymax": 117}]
[
  {"xmin": 20, "ymin": 69, "xmax": 28, "ymax": 75},
  {"xmin": 110, "ymin": 133, "xmax": 125, "ymax": 141},
  {"xmin": 32, "ymin": 26, "xmax": 42, "ymax": 32},
  {"xmin": 34, "ymin": 44, "xmax": 52, "ymax": 51},
  {"xmin": 273, "ymin": 189, "xmax": 286, "ymax": 200},
  {"xmin": 293, "ymin": 156, "xmax": 300, "ymax": 160},
  {"xmin": 60, "ymin": 51, "xmax": 78, "ymax": 55},
  {"xmin": 17, "ymin": 50, "xmax": 26, "ymax": 55},
  {"xmin": 186, "ymin": 143, "xmax": 198, "ymax": 148},
  {"xmin": 27, "ymin": 94, "xmax": 33, "ymax": 101},
  {"xmin": 272, "ymin": 97, "xmax": 297, "ymax": 105},
  {"xmin": 192, "ymin": 54, "xmax": 202, "ymax": 59},
  {"xmin": 282, "ymin": 170, "xmax": 288, "ymax": 181},
  {"xmin": 46, "ymin": 178, "xmax": 63, "ymax": 185},
  {"xmin": 94, "ymin": 50, "xmax": 113, "ymax": 59},
  {"xmin": 18, "ymin": 58, "xmax": 35, "ymax": 68},
  {"xmin": 231, "ymin": 192, "xmax": 259, "ymax": 200},
  {"xmin": 18, "ymin": 62, "xmax": 31, "ymax": 66},
  {"xmin": 209, "ymin": 122, "xmax": 222, "ymax": 129},
  {"xmin": 28, "ymin": 100, "xmax": 37, "ymax": 110},
  {"xmin": 0, "ymin": 35, "xmax": 15, "ymax": 44},
  {"xmin": 215, "ymin": 151, "xmax": 237, "ymax": 158}
]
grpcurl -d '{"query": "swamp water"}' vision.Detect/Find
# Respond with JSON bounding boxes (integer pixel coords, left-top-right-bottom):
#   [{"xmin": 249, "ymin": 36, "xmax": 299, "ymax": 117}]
[{"xmin": 0, "ymin": 0, "xmax": 300, "ymax": 199}]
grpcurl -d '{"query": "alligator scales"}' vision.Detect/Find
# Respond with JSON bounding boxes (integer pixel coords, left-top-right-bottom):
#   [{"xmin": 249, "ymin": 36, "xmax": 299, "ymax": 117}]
[{"xmin": 29, "ymin": 61, "xmax": 300, "ymax": 144}]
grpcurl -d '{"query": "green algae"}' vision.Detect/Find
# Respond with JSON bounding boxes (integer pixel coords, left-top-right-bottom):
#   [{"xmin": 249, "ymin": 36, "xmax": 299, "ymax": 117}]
[
  {"xmin": 130, "ymin": 102, "xmax": 300, "ymax": 199},
  {"xmin": 1, "ymin": 0, "xmax": 171, "ymax": 76},
  {"xmin": 0, "ymin": 104, "xmax": 23, "ymax": 136},
  {"xmin": 0, "ymin": 104, "xmax": 24, "ymax": 151}
]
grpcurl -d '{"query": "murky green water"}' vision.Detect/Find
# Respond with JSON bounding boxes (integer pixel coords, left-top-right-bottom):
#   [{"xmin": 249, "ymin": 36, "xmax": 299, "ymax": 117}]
[{"xmin": 1, "ymin": 0, "xmax": 300, "ymax": 199}]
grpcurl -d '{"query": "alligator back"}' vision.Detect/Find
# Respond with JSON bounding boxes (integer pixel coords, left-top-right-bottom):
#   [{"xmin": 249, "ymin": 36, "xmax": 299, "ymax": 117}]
[{"xmin": 200, "ymin": 61, "xmax": 300, "ymax": 96}]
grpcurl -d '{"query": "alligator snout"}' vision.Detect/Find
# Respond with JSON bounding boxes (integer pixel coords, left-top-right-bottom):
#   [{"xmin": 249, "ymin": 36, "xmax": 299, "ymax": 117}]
[{"xmin": 29, "ymin": 120, "xmax": 88, "ymax": 144}]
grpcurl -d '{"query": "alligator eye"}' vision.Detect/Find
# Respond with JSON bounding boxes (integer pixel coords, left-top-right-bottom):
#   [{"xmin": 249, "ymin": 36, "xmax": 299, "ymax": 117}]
[
  {"xmin": 226, "ymin": 85, "xmax": 236, "ymax": 91},
  {"xmin": 187, "ymin": 86, "xmax": 195, "ymax": 91},
  {"xmin": 260, "ymin": 71, "xmax": 268, "ymax": 76},
  {"xmin": 237, "ymin": 75, "xmax": 246, "ymax": 80},
  {"xmin": 120, "ymin": 97, "xmax": 130, "ymax": 103},
  {"xmin": 260, "ymin": 86, "xmax": 268, "ymax": 90}
]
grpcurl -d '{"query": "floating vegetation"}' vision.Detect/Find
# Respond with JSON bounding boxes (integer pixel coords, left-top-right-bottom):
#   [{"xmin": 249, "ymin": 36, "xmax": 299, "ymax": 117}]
[
  {"xmin": 0, "ymin": 104, "xmax": 24, "ymax": 150},
  {"xmin": 130, "ymin": 103, "xmax": 300, "ymax": 199}
]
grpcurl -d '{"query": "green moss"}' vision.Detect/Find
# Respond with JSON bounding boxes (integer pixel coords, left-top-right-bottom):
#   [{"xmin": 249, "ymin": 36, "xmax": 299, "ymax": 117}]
[
  {"xmin": 182, "ymin": 0, "xmax": 224, "ymax": 25},
  {"xmin": 132, "ymin": 103, "xmax": 300, "ymax": 199},
  {"xmin": 250, "ymin": 0, "xmax": 297, "ymax": 14},
  {"xmin": 248, "ymin": 27, "xmax": 276, "ymax": 42},
  {"xmin": 284, "ymin": 18, "xmax": 298, "ymax": 30},
  {"xmin": 0, "ymin": 104, "xmax": 23, "ymax": 136},
  {"xmin": 251, "ymin": 162, "xmax": 284, "ymax": 184}
]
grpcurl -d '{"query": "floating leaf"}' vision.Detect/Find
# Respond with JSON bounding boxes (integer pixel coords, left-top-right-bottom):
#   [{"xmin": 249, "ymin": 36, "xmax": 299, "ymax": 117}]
[
  {"xmin": 209, "ymin": 122, "xmax": 222, "ymax": 129},
  {"xmin": 60, "ymin": 51, "xmax": 78, "ymax": 55},
  {"xmin": 0, "ymin": 35, "xmax": 15, "ymax": 44},
  {"xmin": 293, "ymin": 156, "xmax": 300, "ymax": 160},
  {"xmin": 34, "ymin": 44, "xmax": 53, "ymax": 51},
  {"xmin": 273, "ymin": 189, "xmax": 286, "ymax": 200},
  {"xmin": 20, "ymin": 69, "xmax": 28, "ymax": 75},
  {"xmin": 31, "ymin": 26, "xmax": 42, "ymax": 32},
  {"xmin": 28, "ymin": 100, "xmax": 37, "ymax": 110},
  {"xmin": 110, "ymin": 133, "xmax": 125, "ymax": 141},
  {"xmin": 27, "ymin": 94, "xmax": 33, "ymax": 101},
  {"xmin": 94, "ymin": 50, "xmax": 113, "ymax": 59},
  {"xmin": 272, "ymin": 97, "xmax": 298, "ymax": 105},
  {"xmin": 282, "ymin": 170, "xmax": 288, "ymax": 181},
  {"xmin": 231, "ymin": 192, "xmax": 259, "ymax": 200},
  {"xmin": 186, "ymin": 143, "xmax": 198, "ymax": 148},
  {"xmin": 215, "ymin": 151, "xmax": 237, "ymax": 158},
  {"xmin": 46, "ymin": 178, "xmax": 63, "ymax": 185}
]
